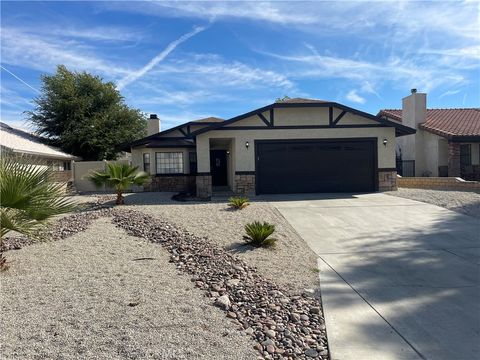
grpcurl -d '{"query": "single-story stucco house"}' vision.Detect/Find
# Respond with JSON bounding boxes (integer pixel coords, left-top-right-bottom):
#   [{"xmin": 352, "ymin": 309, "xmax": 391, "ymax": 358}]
[
  {"xmin": 127, "ymin": 99, "xmax": 415, "ymax": 197},
  {"xmin": 0, "ymin": 122, "xmax": 77, "ymax": 182},
  {"xmin": 379, "ymin": 90, "xmax": 480, "ymax": 180}
]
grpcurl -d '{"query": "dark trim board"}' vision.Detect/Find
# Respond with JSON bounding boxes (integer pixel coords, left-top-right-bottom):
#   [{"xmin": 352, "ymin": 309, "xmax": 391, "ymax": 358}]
[
  {"xmin": 378, "ymin": 167, "xmax": 397, "ymax": 172},
  {"xmin": 146, "ymin": 144, "xmax": 196, "ymax": 148},
  {"xmin": 153, "ymin": 173, "xmax": 195, "ymax": 177},
  {"xmin": 196, "ymin": 172, "xmax": 211, "ymax": 176},
  {"xmin": 235, "ymin": 171, "xmax": 255, "ymax": 175},
  {"xmin": 449, "ymin": 135, "xmax": 480, "ymax": 142},
  {"xmin": 190, "ymin": 102, "xmax": 416, "ymax": 137},
  {"xmin": 254, "ymin": 137, "xmax": 379, "ymax": 195},
  {"xmin": 210, "ymin": 124, "xmax": 388, "ymax": 131}
]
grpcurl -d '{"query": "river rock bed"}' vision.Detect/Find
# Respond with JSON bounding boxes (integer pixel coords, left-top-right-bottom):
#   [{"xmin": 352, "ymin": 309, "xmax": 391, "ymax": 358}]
[
  {"xmin": 112, "ymin": 210, "xmax": 329, "ymax": 359},
  {"xmin": 1, "ymin": 208, "xmax": 115, "ymax": 252},
  {"xmin": 2, "ymin": 206, "xmax": 329, "ymax": 359}
]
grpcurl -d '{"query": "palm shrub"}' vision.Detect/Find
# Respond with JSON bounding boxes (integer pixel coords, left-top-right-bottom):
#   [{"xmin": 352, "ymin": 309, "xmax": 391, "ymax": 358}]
[
  {"xmin": 243, "ymin": 221, "xmax": 277, "ymax": 247},
  {"xmin": 0, "ymin": 155, "xmax": 76, "ymax": 270},
  {"xmin": 88, "ymin": 162, "xmax": 150, "ymax": 205},
  {"xmin": 228, "ymin": 196, "xmax": 250, "ymax": 210}
]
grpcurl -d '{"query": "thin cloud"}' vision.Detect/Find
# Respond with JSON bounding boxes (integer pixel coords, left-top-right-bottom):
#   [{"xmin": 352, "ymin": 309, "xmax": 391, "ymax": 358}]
[
  {"xmin": 346, "ymin": 90, "xmax": 366, "ymax": 104},
  {"xmin": 439, "ymin": 90, "xmax": 461, "ymax": 98},
  {"xmin": 1, "ymin": 27, "xmax": 130, "ymax": 76},
  {"xmin": 116, "ymin": 25, "xmax": 207, "ymax": 90},
  {"xmin": 259, "ymin": 47, "xmax": 470, "ymax": 93}
]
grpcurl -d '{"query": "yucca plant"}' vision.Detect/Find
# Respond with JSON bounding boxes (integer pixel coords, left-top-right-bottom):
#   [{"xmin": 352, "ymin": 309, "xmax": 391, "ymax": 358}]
[
  {"xmin": 243, "ymin": 221, "xmax": 277, "ymax": 247},
  {"xmin": 88, "ymin": 163, "xmax": 150, "ymax": 205},
  {"xmin": 228, "ymin": 196, "xmax": 250, "ymax": 210},
  {"xmin": 0, "ymin": 155, "xmax": 76, "ymax": 270}
]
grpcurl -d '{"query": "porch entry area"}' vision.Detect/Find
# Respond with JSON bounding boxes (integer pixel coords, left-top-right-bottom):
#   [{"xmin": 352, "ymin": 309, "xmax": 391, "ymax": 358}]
[{"xmin": 209, "ymin": 138, "xmax": 234, "ymax": 192}]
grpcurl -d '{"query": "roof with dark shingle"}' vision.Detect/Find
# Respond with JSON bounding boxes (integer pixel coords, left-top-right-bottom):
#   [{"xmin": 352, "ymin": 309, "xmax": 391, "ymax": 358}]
[
  {"xmin": 191, "ymin": 117, "xmax": 224, "ymax": 123},
  {"xmin": 378, "ymin": 108, "xmax": 480, "ymax": 138},
  {"xmin": 275, "ymin": 97, "xmax": 328, "ymax": 104}
]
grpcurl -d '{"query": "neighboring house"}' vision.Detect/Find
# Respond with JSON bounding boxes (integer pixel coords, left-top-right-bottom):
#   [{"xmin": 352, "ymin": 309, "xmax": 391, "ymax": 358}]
[
  {"xmin": 0, "ymin": 122, "xmax": 76, "ymax": 182},
  {"xmin": 379, "ymin": 90, "xmax": 480, "ymax": 180},
  {"xmin": 128, "ymin": 99, "xmax": 414, "ymax": 197}
]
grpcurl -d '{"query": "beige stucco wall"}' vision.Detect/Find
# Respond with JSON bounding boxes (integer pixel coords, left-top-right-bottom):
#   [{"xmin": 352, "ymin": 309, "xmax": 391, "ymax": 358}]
[
  {"xmin": 416, "ymin": 131, "xmax": 443, "ymax": 176},
  {"xmin": 131, "ymin": 146, "xmax": 192, "ymax": 174},
  {"xmin": 225, "ymin": 107, "xmax": 379, "ymax": 128},
  {"xmin": 196, "ymin": 127, "xmax": 396, "ymax": 173}
]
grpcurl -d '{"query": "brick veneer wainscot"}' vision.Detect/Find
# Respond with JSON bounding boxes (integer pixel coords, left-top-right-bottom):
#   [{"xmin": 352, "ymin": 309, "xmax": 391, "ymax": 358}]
[
  {"xmin": 234, "ymin": 174, "xmax": 255, "ymax": 195},
  {"xmin": 448, "ymin": 142, "xmax": 461, "ymax": 177},
  {"xmin": 378, "ymin": 170, "xmax": 397, "ymax": 191},
  {"xmin": 196, "ymin": 174, "xmax": 212, "ymax": 198},
  {"xmin": 145, "ymin": 175, "xmax": 196, "ymax": 192}
]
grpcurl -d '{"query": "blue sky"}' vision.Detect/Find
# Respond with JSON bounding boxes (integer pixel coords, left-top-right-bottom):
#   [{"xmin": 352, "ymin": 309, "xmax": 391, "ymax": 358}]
[{"xmin": 1, "ymin": 1, "xmax": 479, "ymax": 131}]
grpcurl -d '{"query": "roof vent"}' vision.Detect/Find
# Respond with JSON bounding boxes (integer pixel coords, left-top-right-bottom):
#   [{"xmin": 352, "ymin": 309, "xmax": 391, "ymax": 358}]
[
  {"xmin": 411, "ymin": 88, "xmax": 417, "ymax": 94},
  {"xmin": 149, "ymin": 114, "xmax": 158, "ymax": 119}
]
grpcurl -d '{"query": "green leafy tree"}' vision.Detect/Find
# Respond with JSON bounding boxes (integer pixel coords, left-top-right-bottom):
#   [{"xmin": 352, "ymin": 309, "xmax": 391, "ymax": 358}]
[
  {"xmin": 88, "ymin": 163, "xmax": 150, "ymax": 205},
  {"xmin": 0, "ymin": 155, "xmax": 76, "ymax": 270},
  {"xmin": 27, "ymin": 65, "xmax": 147, "ymax": 160}
]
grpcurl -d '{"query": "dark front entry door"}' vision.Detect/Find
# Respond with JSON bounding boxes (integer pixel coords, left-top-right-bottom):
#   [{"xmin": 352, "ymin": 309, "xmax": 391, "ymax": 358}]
[
  {"xmin": 210, "ymin": 150, "xmax": 228, "ymax": 186},
  {"xmin": 256, "ymin": 139, "xmax": 376, "ymax": 194}
]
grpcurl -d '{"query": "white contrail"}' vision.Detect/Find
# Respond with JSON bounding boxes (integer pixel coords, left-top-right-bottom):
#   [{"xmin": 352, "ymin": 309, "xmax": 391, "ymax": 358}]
[
  {"xmin": 116, "ymin": 25, "xmax": 206, "ymax": 90},
  {"xmin": 0, "ymin": 65, "xmax": 41, "ymax": 93}
]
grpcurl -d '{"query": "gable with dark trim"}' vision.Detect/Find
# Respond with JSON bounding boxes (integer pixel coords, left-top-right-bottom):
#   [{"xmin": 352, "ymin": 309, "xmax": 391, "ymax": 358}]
[{"xmin": 190, "ymin": 102, "xmax": 416, "ymax": 137}]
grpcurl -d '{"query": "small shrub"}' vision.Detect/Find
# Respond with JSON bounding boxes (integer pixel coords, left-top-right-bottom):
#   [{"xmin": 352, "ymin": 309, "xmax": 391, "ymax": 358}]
[
  {"xmin": 243, "ymin": 221, "xmax": 277, "ymax": 247},
  {"xmin": 228, "ymin": 196, "xmax": 250, "ymax": 210}
]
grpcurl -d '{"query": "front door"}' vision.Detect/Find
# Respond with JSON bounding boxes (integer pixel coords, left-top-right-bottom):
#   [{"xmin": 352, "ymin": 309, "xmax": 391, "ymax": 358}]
[{"xmin": 210, "ymin": 150, "xmax": 228, "ymax": 186}]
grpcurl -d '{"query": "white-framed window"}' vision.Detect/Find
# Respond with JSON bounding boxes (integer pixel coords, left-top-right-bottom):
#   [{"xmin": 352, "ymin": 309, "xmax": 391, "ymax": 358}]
[
  {"xmin": 156, "ymin": 152, "xmax": 183, "ymax": 174},
  {"xmin": 143, "ymin": 153, "xmax": 150, "ymax": 174}
]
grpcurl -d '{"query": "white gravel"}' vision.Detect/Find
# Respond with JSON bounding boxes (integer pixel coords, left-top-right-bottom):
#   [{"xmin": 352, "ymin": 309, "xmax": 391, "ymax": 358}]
[
  {"xmin": 119, "ymin": 192, "xmax": 319, "ymax": 293},
  {"xmin": 0, "ymin": 218, "xmax": 258, "ymax": 360},
  {"xmin": 387, "ymin": 188, "xmax": 480, "ymax": 219}
]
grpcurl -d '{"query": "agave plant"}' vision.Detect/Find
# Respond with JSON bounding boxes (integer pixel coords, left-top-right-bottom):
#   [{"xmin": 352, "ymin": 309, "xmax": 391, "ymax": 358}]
[
  {"xmin": 0, "ymin": 155, "xmax": 76, "ymax": 270},
  {"xmin": 88, "ymin": 162, "xmax": 150, "ymax": 205},
  {"xmin": 228, "ymin": 196, "xmax": 250, "ymax": 210},
  {"xmin": 243, "ymin": 221, "xmax": 277, "ymax": 247}
]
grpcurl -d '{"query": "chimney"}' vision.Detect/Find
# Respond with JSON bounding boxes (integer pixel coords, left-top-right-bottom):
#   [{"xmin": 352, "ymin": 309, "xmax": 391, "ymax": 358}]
[
  {"xmin": 402, "ymin": 89, "xmax": 426, "ymax": 128},
  {"xmin": 147, "ymin": 114, "xmax": 160, "ymax": 135}
]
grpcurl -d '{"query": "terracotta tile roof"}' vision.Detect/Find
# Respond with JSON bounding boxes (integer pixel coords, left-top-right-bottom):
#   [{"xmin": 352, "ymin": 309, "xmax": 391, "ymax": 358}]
[
  {"xmin": 275, "ymin": 97, "xmax": 328, "ymax": 104},
  {"xmin": 191, "ymin": 117, "xmax": 224, "ymax": 123},
  {"xmin": 378, "ymin": 108, "xmax": 480, "ymax": 138}
]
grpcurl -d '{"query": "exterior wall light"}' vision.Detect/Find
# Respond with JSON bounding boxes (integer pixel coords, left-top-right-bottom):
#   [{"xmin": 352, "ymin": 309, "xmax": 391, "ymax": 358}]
[
  {"xmin": 245, "ymin": 141, "xmax": 249, "ymax": 149},
  {"xmin": 383, "ymin": 139, "xmax": 388, "ymax": 147}
]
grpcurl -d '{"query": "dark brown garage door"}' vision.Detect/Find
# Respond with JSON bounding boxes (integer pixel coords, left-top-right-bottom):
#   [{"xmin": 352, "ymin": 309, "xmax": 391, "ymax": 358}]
[{"xmin": 255, "ymin": 139, "xmax": 377, "ymax": 194}]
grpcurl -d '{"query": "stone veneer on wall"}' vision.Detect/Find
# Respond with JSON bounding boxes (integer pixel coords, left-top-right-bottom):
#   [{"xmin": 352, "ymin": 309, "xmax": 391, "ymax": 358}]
[
  {"xmin": 196, "ymin": 174, "xmax": 212, "ymax": 198},
  {"xmin": 378, "ymin": 170, "xmax": 397, "ymax": 191},
  {"xmin": 145, "ymin": 175, "xmax": 196, "ymax": 192},
  {"xmin": 234, "ymin": 173, "xmax": 255, "ymax": 195}
]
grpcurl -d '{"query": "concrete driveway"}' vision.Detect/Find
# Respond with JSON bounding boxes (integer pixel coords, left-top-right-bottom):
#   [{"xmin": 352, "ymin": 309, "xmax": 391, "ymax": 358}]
[{"xmin": 269, "ymin": 193, "xmax": 480, "ymax": 360}]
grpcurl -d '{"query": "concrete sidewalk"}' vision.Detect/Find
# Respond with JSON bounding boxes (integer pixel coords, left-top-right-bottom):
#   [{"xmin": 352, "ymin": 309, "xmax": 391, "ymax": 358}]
[{"xmin": 271, "ymin": 193, "xmax": 480, "ymax": 360}]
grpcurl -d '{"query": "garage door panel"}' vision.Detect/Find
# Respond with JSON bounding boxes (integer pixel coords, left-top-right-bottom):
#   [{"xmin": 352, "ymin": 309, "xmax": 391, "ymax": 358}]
[{"xmin": 256, "ymin": 139, "xmax": 376, "ymax": 194}]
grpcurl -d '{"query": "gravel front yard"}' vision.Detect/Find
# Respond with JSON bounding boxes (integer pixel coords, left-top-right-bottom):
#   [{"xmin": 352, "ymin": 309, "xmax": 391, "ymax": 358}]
[
  {"xmin": 387, "ymin": 188, "xmax": 480, "ymax": 219},
  {"xmin": 122, "ymin": 192, "xmax": 319, "ymax": 293},
  {"xmin": 1, "ymin": 218, "xmax": 258, "ymax": 360}
]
